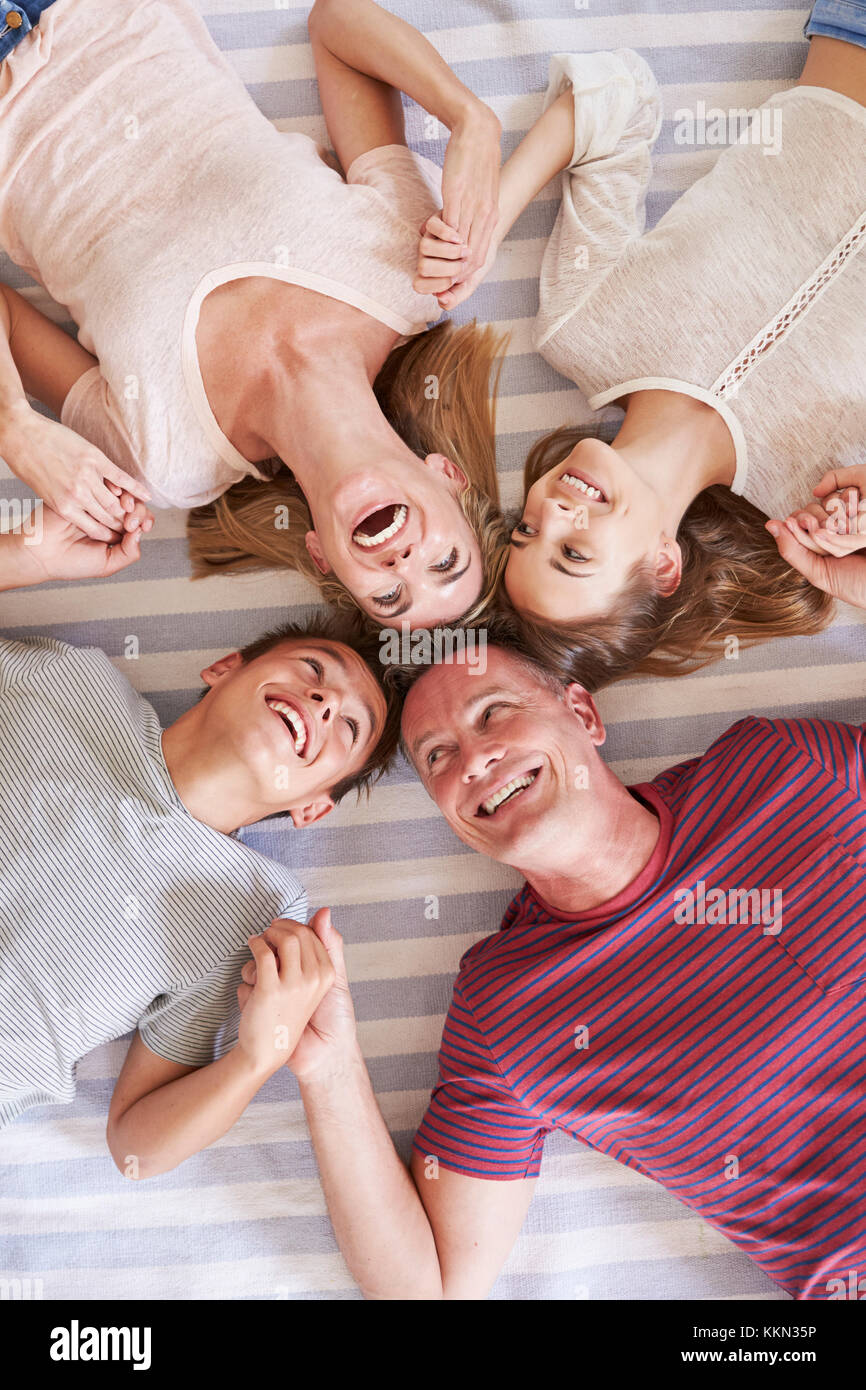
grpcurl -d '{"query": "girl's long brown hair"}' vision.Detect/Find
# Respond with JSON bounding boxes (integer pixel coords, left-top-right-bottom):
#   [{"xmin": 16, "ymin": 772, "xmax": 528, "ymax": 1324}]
[
  {"xmin": 495, "ymin": 425, "xmax": 834, "ymax": 691},
  {"xmin": 186, "ymin": 319, "xmax": 510, "ymax": 623}
]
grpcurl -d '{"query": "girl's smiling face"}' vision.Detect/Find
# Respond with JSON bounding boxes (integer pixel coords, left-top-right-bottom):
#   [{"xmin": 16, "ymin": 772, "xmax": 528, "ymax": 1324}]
[{"xmin": 504, "ymin": 438, "xmax": 680, "ymax": 620}]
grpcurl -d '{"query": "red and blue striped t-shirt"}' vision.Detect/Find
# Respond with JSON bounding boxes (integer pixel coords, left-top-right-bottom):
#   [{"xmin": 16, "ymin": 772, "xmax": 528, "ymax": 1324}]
[{"xmin": 413, "ymin": 716, "xmax": 866, "ymax": 1299}]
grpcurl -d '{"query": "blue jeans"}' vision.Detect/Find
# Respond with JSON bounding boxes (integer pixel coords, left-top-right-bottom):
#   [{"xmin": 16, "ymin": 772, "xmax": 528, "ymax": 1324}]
[
  {"xmin": 0, "ymin": 0, "xmax": 57, "ymax": 63},
  {"xmin": 805, "ymin": 0, "xmax": 866, "ymax": 50}
]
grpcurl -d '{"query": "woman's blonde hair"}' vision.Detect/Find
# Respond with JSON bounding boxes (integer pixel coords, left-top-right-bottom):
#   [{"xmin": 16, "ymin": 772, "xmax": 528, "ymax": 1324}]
[
  {"xmin": 495, "ymin": 425, "xmax": 834, "ymax": 690},
  {"xmin": 187, "ymin": 319, "xmax": 510, "ymax": 623}
]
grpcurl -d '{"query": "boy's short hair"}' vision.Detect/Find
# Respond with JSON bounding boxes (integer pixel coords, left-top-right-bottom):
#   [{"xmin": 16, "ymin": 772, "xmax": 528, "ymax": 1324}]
[{"xmin": 236, "ymin": 612, "xmax": 402, "ymax": 806}]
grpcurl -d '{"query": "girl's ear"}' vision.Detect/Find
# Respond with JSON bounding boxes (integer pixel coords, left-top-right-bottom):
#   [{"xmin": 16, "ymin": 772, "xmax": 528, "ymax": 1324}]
[
  {"xmin": 200, "ymin": 651, "xmax": 243, "ymax": 686},
  {"xmin": 655, "ymin": 537, "xmax": 683, "ymax": 596},
  {"xmin": 423, "ymin": 452, "xmax": 469, "ymax": 492},
  {"xmin": 304, "ymin": 530, "xmax": 332, "ymax": 575}
]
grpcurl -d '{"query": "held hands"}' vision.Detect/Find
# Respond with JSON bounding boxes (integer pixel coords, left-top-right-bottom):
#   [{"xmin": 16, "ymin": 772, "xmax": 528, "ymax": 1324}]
[
  {"xmin": 414, "ymin": 214, "xmax": 500, "ymax": 310},
  {"xmin": 414, "ymin": 102, "xmax": 501, "ymax": 309},
  {"xmin": 237, "ymin": 912, "xmax": 352, "ymax": 1081},
  {"xmin": 767, "ymin": 466, "xmax": 866, "ymax": 609},
  {"xmin": 11, "ymin": 497, "xmax": 153, "ymax": 585},
  {"xmin": 0, "ymin": 401, "xmax": 151, "ymax": 541}
]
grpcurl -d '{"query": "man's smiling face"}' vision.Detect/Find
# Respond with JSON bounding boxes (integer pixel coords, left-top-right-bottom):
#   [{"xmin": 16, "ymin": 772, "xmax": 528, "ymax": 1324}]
[
  {"xmin": 200, "ymin": 638, "xmax": 387, "ymax": 826},
  {"xmin": 401, "ymin": 647, "xmax": 606, "ymax": 869}
]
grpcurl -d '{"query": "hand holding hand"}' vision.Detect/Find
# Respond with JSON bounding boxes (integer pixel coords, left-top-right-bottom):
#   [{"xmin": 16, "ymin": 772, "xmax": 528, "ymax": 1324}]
[
  {"xmin": 0, "ymin": 402, "xmax": 151, "ymax": 541},
  {"xmin": 439, "ymin": 102, "xmax": 501, "ymax": 284},
  {"xmin": 14, "ymin": 502, "xmax": 152, "ymax": 584},
  {"xmin": 414, "ymin": 213, "xmax": 500, "ymax": 309},
  {"xmin": 236, "ymin": 915, "xmax": 338, "ymax": 1080},
  {"xmin": 766, "ymin": 515, "xmax": 866, "ymax": 610},
  {"xmin": 237, "ymin": 907, "xmax": 358, "ymax": 1083}
]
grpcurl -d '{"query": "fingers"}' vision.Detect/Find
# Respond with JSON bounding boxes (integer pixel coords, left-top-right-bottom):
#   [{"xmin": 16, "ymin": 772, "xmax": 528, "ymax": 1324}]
[
  {"xmin": 123, "ymin": 498, "xmax": 154, "ymax": 534},
  {"xmin": 236, "ymin": 981, "xmax": 253, "ymax": 1011},
  {"xmin": 413, "ymin": 272, "xmax": 464, "ymax": 296},
  {"xmin": 68, "ymin": 507, "xmax": 120, "ymax": 544},
  {"xmin": 263, "ymin": 917, "xmax": 335, "ymax": 986},
  {"xmin": 309, "ymin": 906, "xmax": 348, "ymax": 983},
  {"xmin": 813, "ymin": 466, "xmax": 866, "ymax": 499},
  {"xmin": 812, "ymin": 527, "xmax": 866, "ymax": 557},
  {"xmin": 419, "ymin": 233, "xmax": 466, "ymax": 264},
  {"xmin": 88, "ymin": 486, "xmax": 127, "ymax": 531},
  {"xmin": 241, "ymin": 959, "xmax": 257, "ymax": 986},
  {"xmin": 102, "ymin": 462, "xmax": 152, "ymax": 503},
  {"xmin": 420, "ymin": 214, "xmax": 462, "ymax": 244},
  {"xmin": 766, "ymin": 519, "xmax": 831, "ymax": 592},
  {"xmin": 102, "ymin": 526, "xmax": 143, "ymax": 575},
  {"xmin": 247, "ymin": 932, "xmax": 279, "ymax": 988}
]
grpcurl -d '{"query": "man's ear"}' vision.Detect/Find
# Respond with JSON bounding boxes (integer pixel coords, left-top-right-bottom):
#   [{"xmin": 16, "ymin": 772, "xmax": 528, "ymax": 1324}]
[
  {"xmin": 201, "ymin": 651, "xmax": 243, "ymax": 687},
  {"xmin": 305, "ymin": 531, "xmax": 332, "ymax": 576},
  {"xmin": 288, "ymin": 797, "xmax": 335, "ymax": 829},
  {"xmin": 564, "ymin": 683, "xmax": 606, "ymax": 747},
  {"xmin": 423, "ymin": 452, "xmax": 469, "ymax": 493},
  {"xmin": 655, "ymin": 536, "xmax": 682, "ymax": 597}
]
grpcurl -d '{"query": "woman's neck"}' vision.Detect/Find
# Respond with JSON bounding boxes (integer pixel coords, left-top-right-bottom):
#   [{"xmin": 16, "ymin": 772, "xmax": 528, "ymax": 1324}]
[
  {"xmin": 195, "ymin": 276, "xmax": 399, "ymax": 482},
  {"xmin": 613, "ymin": 389, "xmax": 737, "ymax": 533}
]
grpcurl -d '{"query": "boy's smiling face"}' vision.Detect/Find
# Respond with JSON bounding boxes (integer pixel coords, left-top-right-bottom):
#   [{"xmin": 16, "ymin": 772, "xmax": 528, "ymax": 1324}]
[{"xmin": 198, "ymin": 638, "xmax": 387, "ymax": 826}]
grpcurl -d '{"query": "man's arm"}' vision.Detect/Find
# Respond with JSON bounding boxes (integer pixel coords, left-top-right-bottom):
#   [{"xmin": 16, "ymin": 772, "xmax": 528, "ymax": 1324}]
[
  {"xmin": 299, "ymin": 1046, "xmax": 536, "ymax": 1299},
  {"xmin": 270, "ymin": 909, "xmax": 536, "ymax": 1299},
  {"xmin": 108, "ymin": 923, "xmax": 334, "ymax": 1179}
]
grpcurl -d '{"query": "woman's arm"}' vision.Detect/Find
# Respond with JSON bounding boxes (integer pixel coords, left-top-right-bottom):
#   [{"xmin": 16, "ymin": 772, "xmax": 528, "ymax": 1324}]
[
  {"xmin": 416, "ymin": 91, "xmax": 576, "ymax": 304},
  {"xmin": 308, "ymin": 0, "xmax": 501, "ymax": 272},
  {"xmin": 0, "ymin": 285, "xmax": 151, "ymax": 539}
]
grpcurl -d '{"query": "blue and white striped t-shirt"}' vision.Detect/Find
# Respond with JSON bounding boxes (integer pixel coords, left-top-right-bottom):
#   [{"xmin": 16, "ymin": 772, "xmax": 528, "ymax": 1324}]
[{"xmin": 0, "ymin": 637, "xmax": 307, "ymax": 1127}]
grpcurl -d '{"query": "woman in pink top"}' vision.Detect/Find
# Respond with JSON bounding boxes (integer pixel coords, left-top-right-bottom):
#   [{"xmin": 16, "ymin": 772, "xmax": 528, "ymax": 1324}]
[{"xmin": 0, "ymin": 0, "xmax": 504, "ymax": 626}]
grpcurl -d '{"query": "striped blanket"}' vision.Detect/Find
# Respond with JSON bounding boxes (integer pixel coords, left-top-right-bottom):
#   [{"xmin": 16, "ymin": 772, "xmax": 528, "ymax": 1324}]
[{"xmin": 1, "ymin": 0, "xmax": 860, "ymax": 1301}]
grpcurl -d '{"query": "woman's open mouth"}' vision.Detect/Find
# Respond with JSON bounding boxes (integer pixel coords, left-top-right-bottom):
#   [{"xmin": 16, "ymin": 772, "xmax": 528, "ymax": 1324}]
[
  {"xmin": 352, "ymin": 502, "xmax": 409, "ymax": 551},
  {"xmin": 560, "ymin": 469, "xmax": 607, "ymax": 503}
]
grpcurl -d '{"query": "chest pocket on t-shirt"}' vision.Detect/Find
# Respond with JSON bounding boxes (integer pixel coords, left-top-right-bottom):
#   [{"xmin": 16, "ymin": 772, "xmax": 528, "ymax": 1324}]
[{"xmin": 768, "ymin": 835, "xmax": 866, "ymax": 995}]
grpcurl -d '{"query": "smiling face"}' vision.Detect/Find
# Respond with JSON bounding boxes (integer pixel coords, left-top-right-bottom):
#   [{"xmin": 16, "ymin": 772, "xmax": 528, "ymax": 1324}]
[
  {"xmin": 505, "ymin": 438, "xmax": 679, "ymax": 621},
  {"xmin": 401, "ymin": 647, "xmax": 608, "ymax": 871},
  {"xmin": 304, "ymin": 452, "xmax": 483, "ymax": 627},
  {"xmin": 199, "ymin": 638, "xmax": 387, "ymax": 826}
]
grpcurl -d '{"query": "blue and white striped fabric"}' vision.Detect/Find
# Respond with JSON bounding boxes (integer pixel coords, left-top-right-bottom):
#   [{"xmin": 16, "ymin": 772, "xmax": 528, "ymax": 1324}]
[{"xmin": 1, "ymin": 0, "xmax": 861, "ymax": 1301}]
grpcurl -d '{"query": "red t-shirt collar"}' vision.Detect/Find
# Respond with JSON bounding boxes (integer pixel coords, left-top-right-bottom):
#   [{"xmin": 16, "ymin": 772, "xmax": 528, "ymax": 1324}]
[{"xmin": 524, "ymin": 783, "xmax": 674, "ymax": 924}]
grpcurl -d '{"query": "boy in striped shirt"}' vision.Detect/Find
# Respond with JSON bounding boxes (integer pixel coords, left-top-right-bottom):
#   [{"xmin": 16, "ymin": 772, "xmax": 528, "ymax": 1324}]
[
  {"xmin": 0, "ymin": 514, "xmax": 397, "ymax": 1175},
  {"xmin": 276, "ymin": 638, "xmax": 866, "ymax": 1300}
]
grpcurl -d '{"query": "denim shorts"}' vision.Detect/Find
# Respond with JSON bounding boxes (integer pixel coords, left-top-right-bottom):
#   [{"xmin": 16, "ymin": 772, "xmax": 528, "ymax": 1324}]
[
  {"xmin": 805, "ymin": 0, "xmax": 866, "ymax": 50},
  {"xmin": 0, "ymin": 0, "xmax": 57, "ymax": 63}
]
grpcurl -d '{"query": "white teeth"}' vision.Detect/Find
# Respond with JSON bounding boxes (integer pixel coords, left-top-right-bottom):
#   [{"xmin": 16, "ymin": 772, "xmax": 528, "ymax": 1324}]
[
  {"xmin": 353, "ymin": 504, "xmax": 407, "ymax": 547},
  {"xmin": 562, "ymin": 473, "xmax": 603, "ymax": 501},
  {"xmin": 266, "ymin": 698, "xmax": 307, "ymax": 755},
  {"xmin": 482, "ymin": 771, "xmax": 538, "ymax": 816}
]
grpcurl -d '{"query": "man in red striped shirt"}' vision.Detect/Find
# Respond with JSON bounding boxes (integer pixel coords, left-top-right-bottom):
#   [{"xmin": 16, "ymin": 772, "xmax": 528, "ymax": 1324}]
[{"xmin": 276, "ymin": 640, "xmax": 866, "ymax": 1299}]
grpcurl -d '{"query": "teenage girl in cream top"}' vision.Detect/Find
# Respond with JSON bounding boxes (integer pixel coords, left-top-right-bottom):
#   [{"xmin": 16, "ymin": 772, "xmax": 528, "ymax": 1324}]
[{"xmin": 425, "ymin": 11, "xmax": 866, "ymax": 677}]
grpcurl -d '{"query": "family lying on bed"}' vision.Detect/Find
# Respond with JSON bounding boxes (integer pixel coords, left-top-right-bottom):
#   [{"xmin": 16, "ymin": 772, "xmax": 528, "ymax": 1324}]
[{"xmin": 0, "ymin": 0, "xmax": 864, "ymax": 1299}]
